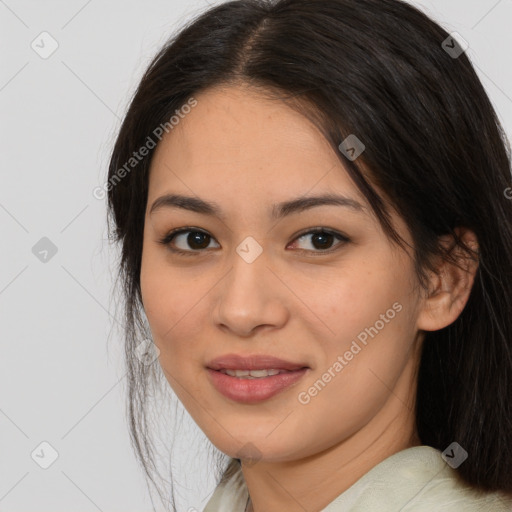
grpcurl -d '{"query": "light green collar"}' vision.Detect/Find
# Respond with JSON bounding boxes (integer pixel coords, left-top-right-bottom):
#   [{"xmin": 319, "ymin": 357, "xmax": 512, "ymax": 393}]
[{"xmin": 203, "ymin": 445, "xmax": 512, "ymax": 511}]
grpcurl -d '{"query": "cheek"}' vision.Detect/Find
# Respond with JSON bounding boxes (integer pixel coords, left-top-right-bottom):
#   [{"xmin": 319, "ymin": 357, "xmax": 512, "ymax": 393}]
[
  {"xmin": 140, "ymin": 259, "xmax": 207, "ymax": 406},
  {"xmin": 140, "ymin": 248, "xmax": 184, "ymax": 344},
  {"xmin": 304, "ymin": 257, "xmax": 406, "ymax": 342},
  {"xmin": 140, "ymin": 248, "xmax": 211, "ymax": 363},
  {"xmin": 303, "ymin": 254, "xmax": 418, "ymax": 397}
]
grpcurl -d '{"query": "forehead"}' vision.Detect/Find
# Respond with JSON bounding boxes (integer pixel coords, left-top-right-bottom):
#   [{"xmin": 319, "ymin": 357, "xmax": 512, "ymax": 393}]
[{"xmin": 148, "ymin": 85, "xmax": 366, "ymax": 207}]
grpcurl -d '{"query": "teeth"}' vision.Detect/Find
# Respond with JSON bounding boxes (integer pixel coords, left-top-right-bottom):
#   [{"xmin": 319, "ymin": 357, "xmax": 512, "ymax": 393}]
[{"xmin": 222, "ymin": 369, "xmax": 283, "ymax": 378}]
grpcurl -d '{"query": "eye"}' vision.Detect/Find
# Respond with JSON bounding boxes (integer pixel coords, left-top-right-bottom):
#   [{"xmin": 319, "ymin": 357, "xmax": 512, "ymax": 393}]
[
  {"xmin": 158, "ymin": 227, "xmax": 350, "ymax": 256},
  {"xmin": 287, "ymin": 228, "xmax": 350, "ymax": 254},
  {"xmin": 158, "ymin": 228, "xmax": 220, "ymax": 255}
]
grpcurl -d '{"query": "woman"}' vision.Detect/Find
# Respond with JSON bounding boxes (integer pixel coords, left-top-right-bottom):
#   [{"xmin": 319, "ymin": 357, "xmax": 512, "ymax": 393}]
[{"xmin": 106, "ymin": 0, "xmax": 512, "ymax": 510}]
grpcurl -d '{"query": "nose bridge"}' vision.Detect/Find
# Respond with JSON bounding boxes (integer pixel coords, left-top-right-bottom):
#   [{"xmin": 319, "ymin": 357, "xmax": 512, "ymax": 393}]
[
  {"xmin": 213, "ymin": 236, "xmax": 288, "ymax": 334},
  {"xmin": 225, "ymin": 236, "xmax": 270, "ymax": 304}
]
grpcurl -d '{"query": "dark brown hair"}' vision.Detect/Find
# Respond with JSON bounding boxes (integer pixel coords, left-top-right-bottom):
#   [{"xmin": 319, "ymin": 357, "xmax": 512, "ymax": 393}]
[{"xmin": 106, "ymin": 0, "xmax": 512, "ymax": 509}]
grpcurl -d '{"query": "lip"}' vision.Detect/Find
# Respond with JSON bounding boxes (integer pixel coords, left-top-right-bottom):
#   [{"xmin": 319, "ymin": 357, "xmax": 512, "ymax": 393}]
[
  {"xmin": 206, "ymin": 354, "xmax": 310, "ymax": 404},
  {"xmin": 206, "ymin": 354, "xmax": 309, "ymax": 371},
  {"xmin": 207, "ymin": 368, "xmax": 309, "ymax": 403}
]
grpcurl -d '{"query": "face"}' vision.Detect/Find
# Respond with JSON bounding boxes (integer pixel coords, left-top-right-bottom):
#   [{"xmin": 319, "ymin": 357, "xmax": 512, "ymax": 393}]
[{"xmin": 140, "ymin": 84, "xmax": 425, "ymax": 463}]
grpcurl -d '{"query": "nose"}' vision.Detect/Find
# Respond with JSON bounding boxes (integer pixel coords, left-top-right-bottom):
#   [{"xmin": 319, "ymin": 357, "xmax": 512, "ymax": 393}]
[{"xmin": 212, "ymin": 246, "xmax": 289, "ymax": 337}]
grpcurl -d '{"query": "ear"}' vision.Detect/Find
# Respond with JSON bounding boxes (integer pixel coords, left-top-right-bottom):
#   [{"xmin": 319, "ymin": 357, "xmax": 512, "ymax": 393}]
[{"xmin": 416, "ymin": 227, "xmax": 479, "ymax": 332}]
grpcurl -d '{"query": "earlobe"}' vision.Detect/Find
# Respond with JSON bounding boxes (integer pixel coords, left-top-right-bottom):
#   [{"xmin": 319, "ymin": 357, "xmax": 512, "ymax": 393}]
[{"xmin": 416, "ymin": 227, "xmax": 479, "ymax": 332}]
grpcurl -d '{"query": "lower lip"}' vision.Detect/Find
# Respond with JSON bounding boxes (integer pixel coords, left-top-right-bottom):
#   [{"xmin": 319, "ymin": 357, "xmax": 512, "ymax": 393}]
[{"xmin": 207, "ymin": 368, "xmax": 309, "ymax": 404}]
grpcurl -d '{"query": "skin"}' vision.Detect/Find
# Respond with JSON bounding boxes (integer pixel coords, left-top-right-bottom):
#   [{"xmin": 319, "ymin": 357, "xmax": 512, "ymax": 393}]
[{"xmin": 140, "ymin": 83, "xmax": 479, "ymax": 512}]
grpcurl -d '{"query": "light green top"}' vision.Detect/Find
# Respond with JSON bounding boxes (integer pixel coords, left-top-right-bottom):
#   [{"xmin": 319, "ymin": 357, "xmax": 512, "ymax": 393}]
[{"xmin": 203, "ymin": 445, "xmax": 512, "ymax": 511}]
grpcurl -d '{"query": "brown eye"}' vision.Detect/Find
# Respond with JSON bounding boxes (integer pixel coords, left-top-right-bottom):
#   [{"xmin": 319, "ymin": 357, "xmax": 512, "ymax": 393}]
[
  {"xmin": 289, "ymin": 229, "xmax": 350, "ymax": 254},
  {"xmin": 159, "ymin": 227, "xmax": 350, "ymax": 256},
  {"xmin": 159, "ymin": 228, "xmax": 220, "ymax": 254},
  {"xmin": 181, "ymin": 231, "xmax": 211, "ymax": 250}
]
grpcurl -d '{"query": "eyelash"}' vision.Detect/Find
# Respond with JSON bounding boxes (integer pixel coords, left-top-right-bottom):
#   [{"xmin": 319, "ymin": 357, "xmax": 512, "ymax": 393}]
[{"xmin": 157, "ymin": 227, "xmax": 350, "ymax": 256}]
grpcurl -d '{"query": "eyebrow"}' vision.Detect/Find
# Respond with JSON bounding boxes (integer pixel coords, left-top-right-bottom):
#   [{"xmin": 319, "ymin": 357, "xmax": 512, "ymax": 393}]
[{"xmin": 149, "ymin": 193, "xmax": 366, "ymax": 219}]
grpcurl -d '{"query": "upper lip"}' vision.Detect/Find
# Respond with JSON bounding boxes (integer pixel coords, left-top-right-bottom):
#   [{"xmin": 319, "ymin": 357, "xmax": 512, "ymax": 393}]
[{"xmin": 207, "ymin": 354, "xmax": 309, "ymax": 371}]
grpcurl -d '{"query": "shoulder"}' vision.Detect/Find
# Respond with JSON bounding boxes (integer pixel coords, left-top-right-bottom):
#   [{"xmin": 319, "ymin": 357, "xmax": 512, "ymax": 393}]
[
  {"xmin": 404, "ymin": 459, "xmax": 512, "ymax": 511},
  {"xmin": 399, "ymin": 446, "xmax": 512, "ymax": 512},
  {"xmin": 322, "ymin": 445, "xmax": 512, "ymax": 512}
]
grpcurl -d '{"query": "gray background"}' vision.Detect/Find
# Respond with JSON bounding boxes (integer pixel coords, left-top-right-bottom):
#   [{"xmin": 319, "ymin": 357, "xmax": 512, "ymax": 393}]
[{"xmin": 1, "ymin": 0, "xmax": 511, "ymax": 511}]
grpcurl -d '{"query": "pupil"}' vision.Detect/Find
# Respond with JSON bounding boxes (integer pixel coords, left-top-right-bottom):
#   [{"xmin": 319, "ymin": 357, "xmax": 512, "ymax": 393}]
[
  {"xmin": 189, "ymin": 231, "xmax": 210, "ymax": 249},
  {"xmin": 312, "ymin": 232, "xmax": 333, "ymax": 249}
]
